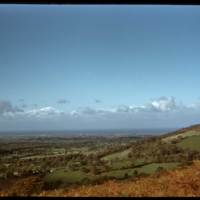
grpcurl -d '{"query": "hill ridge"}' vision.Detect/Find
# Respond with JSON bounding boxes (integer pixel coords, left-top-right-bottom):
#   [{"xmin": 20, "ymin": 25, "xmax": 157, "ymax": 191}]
[{"xmin": 160, "ymin": 124, "xmax": 200, "ymax": 139}]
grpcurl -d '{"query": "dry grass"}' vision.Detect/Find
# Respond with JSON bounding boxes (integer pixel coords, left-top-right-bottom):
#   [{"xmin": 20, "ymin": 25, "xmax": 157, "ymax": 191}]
[{"xmin": 0, "ymin": 176, "xmax": 44, "ymax": 196}]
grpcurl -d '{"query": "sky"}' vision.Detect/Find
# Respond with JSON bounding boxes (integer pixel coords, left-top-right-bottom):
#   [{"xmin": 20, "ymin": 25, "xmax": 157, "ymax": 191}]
[{"xmin": 1, "ymin": 5, "xmax": 200, "ymax": 131}]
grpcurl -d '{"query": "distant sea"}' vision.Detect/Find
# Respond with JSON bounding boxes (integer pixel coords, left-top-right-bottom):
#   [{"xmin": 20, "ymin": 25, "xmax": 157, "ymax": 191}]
[{"xmin": 0, "ymin": 128, "xmax": 178, "ymax": 137}]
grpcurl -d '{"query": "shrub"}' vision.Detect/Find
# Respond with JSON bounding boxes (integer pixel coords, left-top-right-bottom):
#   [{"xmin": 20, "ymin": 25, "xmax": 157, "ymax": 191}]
[
  {"xmin": 156, "ymin": 166, "xmax": 165, "ymax": 173},
  {"xmin": 133, "ymin": 170, "xmax": 138, "ymax": 176},
  {"xmin": 124, "ymin": 173, "xmax": 129, "ymax": 179}
]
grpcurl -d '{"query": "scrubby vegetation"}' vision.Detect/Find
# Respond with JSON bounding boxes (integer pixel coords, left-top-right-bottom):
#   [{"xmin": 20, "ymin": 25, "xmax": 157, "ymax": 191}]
[{"xmin": 36, "ymin": 160, "xmax": 200, "ymax": 197}]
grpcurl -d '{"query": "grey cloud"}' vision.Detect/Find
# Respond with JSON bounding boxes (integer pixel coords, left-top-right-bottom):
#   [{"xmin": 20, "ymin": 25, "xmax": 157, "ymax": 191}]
[
  {"xmin": 95, "ymin": 99, "xmax": 102, "ymax": 103},
  {"xmin": 14, "ymin": 106, "xmax": 24, "ymax": 112},
  {"xmin": 57, "ymin": 99, "xmax": 70, "ymax": 104},
  {"xmin": 116, "ymin": 105, "xmax": 130, "ymax": 112},
  {"xmin": 131, "ymin": 106, "xmax": 146, "ymax": 113},
  {"xmin": 32, "ymin": 104, "xmax": 38, "ymax": 108},
  {"xmin": 0, "ymin": 101, "xmax": 24, "ymax": 115},
  {"xmin": 81, "ymin": 107, "xmax": 97, "ymax": 115},
  {"xmin": 21, "ymin": 104, "xmax": 27, "ymax": 108},
  {"xmin": 78, "ymin": 106, "xmax": 117, "ymax": 116}
]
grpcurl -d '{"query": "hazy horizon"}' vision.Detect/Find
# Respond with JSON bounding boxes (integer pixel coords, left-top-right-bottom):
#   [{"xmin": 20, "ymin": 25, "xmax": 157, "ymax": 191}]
[
  {"xmin": 1, "ymin": 5, "xmax": 200, "ymax": 131},
  {"xmin": 0, "ymin": 127, "xmax": 178, "ymax": 137}
]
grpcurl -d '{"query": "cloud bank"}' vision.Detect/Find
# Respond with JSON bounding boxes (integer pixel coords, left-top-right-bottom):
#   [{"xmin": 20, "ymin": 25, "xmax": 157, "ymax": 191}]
[{"xmin": 0, "ymin": 97, "xmax": 200, "ymax": 130}]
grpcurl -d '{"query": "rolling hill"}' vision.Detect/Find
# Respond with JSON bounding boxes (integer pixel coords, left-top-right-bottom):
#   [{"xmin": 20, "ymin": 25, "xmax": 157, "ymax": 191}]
[{"xmin": 1, "ymin": 124, "xmax": 200, "ymax": 197}]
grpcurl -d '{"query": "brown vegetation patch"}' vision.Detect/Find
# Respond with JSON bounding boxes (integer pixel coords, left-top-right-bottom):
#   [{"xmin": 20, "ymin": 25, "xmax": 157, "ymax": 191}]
[{"xmin": 0, "ymin": 176, "xmax": 44, "ymax": 196}]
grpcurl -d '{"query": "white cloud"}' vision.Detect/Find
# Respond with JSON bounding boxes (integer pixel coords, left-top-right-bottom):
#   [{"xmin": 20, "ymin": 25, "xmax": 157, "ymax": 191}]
[
  {"xmin": 66, "ymin": 97, "xmax": 179, "ymax": 118},
  {"xmin": 25, "ymin": 106, "xmax": 62, "ymax": 118},
  {"xmin": 70, "ymin": 110, "xmax": 80, "ymax": 117},
  {"xmin": 0, "ymin": 97, "xmax": 181, "ymax": 121},
  {"xmin": 81, "ymin": 107, "xmax": 97, "ymax": 115},
  {"xmin": 112, "ymin": 97, "xmax": 178, "ymax": 114},
  {"xmin": 1, "ymin": 97, "xmax": 200, "ymax": 130},
  {"xmin": 146, "ymin": 96, "xmax": 177, "ymax": 112}
]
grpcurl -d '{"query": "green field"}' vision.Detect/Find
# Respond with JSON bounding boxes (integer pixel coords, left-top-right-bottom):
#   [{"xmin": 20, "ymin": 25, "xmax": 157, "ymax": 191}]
[
  {"xmin": 44, "ymin": 162, "xmax": 179, "ymax": 184},
  {"xmin": 102, "ymin": 162, "xmax": 179, "ymax": 179},
  {"xmin": 177, "ymin": 135, "xmax": 200, "ymax": 151},
  {"xmin": 44, "ymin": 169, "xmax": 91, "ymax": 184},
  {"xmin": 102, "ymin": 148, "xmax": 132, "ymax": 161},
  {"xmin": 110, "ymin": 160, "xmax": 133, "ymax": 170}
]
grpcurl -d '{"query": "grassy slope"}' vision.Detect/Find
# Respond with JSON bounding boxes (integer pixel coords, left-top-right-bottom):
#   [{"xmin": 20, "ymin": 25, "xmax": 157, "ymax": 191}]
[
  {"xmin": 162, "ymin": 124, "xmax": 200, "ymax": 142},
  {"xmin": 37, "ymin": 160, "xmax": 200, "ymax": 197},
  {"xmin": 177, "ymin": 135, "xmax": 200, "ymax": 151},
  {"xmin": 162, "ymin": 130, "xmax": 200, "ymax": 142},
  {"xmin": 161, "ymin": 123, "xmax": 200, "ymax": 151},
  {"xmin": 102, "ymin": 162, "xmax": 179, "ymax": 179},
  {"xmin": 109, "ymin": 160, "xmax": 132, "ymax": 170},
  {"xmin": 44, "ymin": 169, "xmax": 88, "ymax": 184},
  {"xmin": 44, "ymin": 162, "xmax": 180, "ymax": 183},
  {"xmin": 101, "ymin": 148, "xmax": 132, "ymax": 161}
]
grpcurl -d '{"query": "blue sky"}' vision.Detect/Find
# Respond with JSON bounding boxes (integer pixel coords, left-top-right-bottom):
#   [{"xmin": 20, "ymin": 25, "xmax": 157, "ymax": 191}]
[{"xmin": 1, "ymin": 5, "xmax": 200, "ymax": 131}]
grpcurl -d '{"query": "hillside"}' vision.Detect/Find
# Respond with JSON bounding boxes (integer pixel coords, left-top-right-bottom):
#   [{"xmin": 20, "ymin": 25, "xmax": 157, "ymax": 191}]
[
  {"xmin": 1, "ymin": 124, "xmax": 200, "ymax": 197},
  {"xmin": 1, "ymin": 160, "xmax": 200, "ymax": 197},
  {"xmin": 36, "ymin": 160, "xmax": 200, "ymax": 197},
  {"xmin": 161, "ymin": 124, "xmax": 200, "ymax": 142},
  {"xmin": 34, "ymin": 125, "xmax": 200, "ymax": 196}
]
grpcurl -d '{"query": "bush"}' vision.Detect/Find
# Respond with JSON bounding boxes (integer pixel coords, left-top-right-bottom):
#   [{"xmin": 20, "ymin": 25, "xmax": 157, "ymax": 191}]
[
  {"xmin": 133, "ymin": 170, "xmax": 138, "ymax": 176},
  {"xmin": 156, "ymin": 166, "xmax": 165, "ymax": 173},
  {"xmin": 138, "ymin": 172, "xmax": 148, "ymax": 178},
  {"xmin": 43, "ymin": 180, "xmax": 63, "ymax": 190},
  {"xmin": 124, "ymin": 173, "xmax": 129, "ymax": 179},
  {"xmin": 82, "ymin": 177, "xmax": 91, "ymax": 184},
  {"xmin": 81, "ymin": 167, "xmax": 90, "ymax": 173}
]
